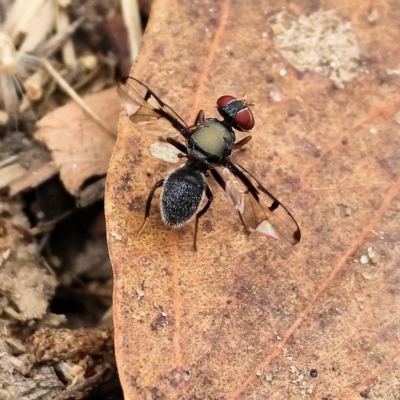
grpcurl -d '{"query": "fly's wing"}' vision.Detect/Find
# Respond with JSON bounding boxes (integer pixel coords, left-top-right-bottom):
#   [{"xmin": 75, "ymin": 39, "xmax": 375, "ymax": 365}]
[
  {"xmin": 117, "ymin": 77, "xmax": 189, "ymax": 138},
  {"xmin": 217, "ymin": 164, "xmax": 301, "ymax": 245}
]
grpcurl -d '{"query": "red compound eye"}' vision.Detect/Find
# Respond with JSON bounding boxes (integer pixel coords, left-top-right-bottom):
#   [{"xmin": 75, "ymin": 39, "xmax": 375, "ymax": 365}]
[
  {"xmin": 217, "ymin": 95, "xmax": 255, "ymax": 131},
  {"xmin": 217, "ymin": 95, "xmax": 236, "ymax": 108},
  {"xmin": 234, "ymin": 108, "xmax": 254, "ymax": 131}
]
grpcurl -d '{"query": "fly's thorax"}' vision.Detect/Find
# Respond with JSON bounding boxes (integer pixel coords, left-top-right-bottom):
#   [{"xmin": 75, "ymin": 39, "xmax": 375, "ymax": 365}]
[{"xmin": 189, "ymin": 118, "xmax": 235, "ymax": 159}]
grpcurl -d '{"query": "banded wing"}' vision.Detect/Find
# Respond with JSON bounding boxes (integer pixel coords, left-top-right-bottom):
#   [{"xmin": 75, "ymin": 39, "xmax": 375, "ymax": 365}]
[
  {"xmin": 211, "ymin": 164, "xmax": 301, "ymax": 245},
  {"xmin": 118, "ymin": 76, "xmax": 189, "ymax": 138}
]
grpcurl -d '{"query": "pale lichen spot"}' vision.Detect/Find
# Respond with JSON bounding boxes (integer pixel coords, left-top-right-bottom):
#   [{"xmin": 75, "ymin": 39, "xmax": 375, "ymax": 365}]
[
  {"xmin": 269, "ymin": 10, "xmax": 362, "ymax": 88},
  {"xmin": 149, "ymin": 141, "xmax": 181, "ymax": 164}
]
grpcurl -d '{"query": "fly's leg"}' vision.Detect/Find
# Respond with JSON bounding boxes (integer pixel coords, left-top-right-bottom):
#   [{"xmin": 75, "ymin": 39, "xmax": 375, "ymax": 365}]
[
  {"xmin": 193, "ymin": 185, "xmax": 213, "ymax": 251},
  {"xmin": 192, "ymin": 110, "xmax": 205, "ymax": 126},
  {"xmin": 233, "ymin": 135, "xmax": 252, "ymax": 150},
  {"xmin": 138, "ymin": 179, "xmax": 164, "ymax": 235},
  {"xmin": 210, "ymin": 169, "xmax": 250, "ymax": 234},
  {"xmin": 237, "ymin": 211, "xmax": 251, "ymax": 234},
  {"xmin": 210, "ymin": 168, "xmax": 225, "ymax": 189},
  {"xmin": 182, "ymin": 110, "xmax": 206, "ymax": 138}
]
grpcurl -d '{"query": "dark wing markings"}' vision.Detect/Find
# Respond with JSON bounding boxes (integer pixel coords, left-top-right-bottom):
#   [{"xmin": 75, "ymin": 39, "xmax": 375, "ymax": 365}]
[
  {"xmin": 212, "ymin": 164, "xmax": 301, "ymax": 245},
  {"xmin": 117, "ymin": 76, "xmax": 189, "ymax": 138}
]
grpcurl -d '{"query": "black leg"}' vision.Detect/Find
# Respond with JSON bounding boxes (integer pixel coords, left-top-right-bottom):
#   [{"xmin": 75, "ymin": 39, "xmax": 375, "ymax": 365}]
[
  {"xmin": 138, "ymin": 179, "xmax": 164, "ymax": 235},
  {"xmin": 166, "ymin": 137, "xmax": 188, "ymax": 154},
  {"xmin": 233, "ymin": 135, "xmax": 252, "ymax": 150},
  {"xmin": 193, "ymin": 185, "xmax": 213, "ymax": 251},
  {"xmin": 210, "ymin": 168, "xmax": 226, "ymax": 190}
]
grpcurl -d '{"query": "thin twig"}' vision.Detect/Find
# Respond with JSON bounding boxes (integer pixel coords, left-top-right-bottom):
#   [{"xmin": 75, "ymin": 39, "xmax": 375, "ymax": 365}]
[
  {"xmin": 41, "ymin": 58, "xmax": 115, "ymax": 137},
  {"xmin": 56, "ymin": 4, "xmax": 77, "ymax": 68},
  {"xmin": 29, "ymin": 210, "xmax": 73, "ymax": 236},
  {"xmin": 36, "ymin": 17, "xmax": 84, "ymax": 58},
  {"xmin": 121, "ymin": 0, "xmax": 142, "ymax": 62},
  {"xmin": 0, "ymin": 155, "xmax": 18, "ymax": 169}
]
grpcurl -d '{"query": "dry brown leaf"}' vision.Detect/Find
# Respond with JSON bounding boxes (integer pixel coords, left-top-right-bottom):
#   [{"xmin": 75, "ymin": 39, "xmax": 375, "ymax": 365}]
[
  {"xmin": 8, "ymin": 161, "xmax": 58, "ymax": 196},
  {"xmin": 26, "ymin": 326, "xmax": 114, "ymax": 364},
  {"xmin": 105, "ymin": 1, "xmax": 400, "ymax": 399},
  {"xmin": 0, "ymin": 163, "xmax": 27, "ymax": 189},
  {"xmin": 35, "ymin": 87, "xmax": 120, "ymax": 195},
  {"xmin": 0, "ymin": 333, "xmax": 64, "ymax": 400},
  {"xmin": 0, "ymin": 199, "xmax": 57, "ymax": 321}
]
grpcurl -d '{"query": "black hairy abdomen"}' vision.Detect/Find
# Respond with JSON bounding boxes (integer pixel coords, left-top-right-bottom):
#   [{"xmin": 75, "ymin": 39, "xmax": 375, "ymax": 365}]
[{"xmin": 161, "ymin": 176, "xmax": 203, "ymax": 227}]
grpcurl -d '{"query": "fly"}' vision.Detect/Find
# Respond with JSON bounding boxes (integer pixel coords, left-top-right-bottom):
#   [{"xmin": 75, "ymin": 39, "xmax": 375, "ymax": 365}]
[{"xmin": 118, "ymin": 77, "xmax": 301, "ymax": 250}]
